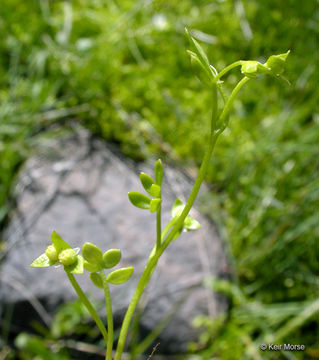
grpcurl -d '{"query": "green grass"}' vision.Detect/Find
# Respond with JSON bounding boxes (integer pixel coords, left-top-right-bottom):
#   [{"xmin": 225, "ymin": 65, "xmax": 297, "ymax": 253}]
[{"xmin": 1, "ymin": 0, "xmax": 319, "ymax": 358}]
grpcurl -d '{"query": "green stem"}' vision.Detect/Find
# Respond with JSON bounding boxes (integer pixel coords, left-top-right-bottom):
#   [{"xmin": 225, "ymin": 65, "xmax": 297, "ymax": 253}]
[
  {"xmin": 66, "ymin": 272, "xmax": 108, "ymax": 345},
  {"xmin": 114, "ymin": 247, "xmax": 164, "ymax": 360},
  {"xmin": 161, "ymin": 217, "xmax": 177, "ymax": 240},
  {"xmin": 156, "ymin": 196, "xmax": 161, "ymax": 250},
  {"xmin": 213, "ymin": 60, "xmax": 243, "ymax": 83},
  {"xmin": 115, "ymin": 84, "xmax": 219, "ymax": 360},
  {"xmin": 100, "ymin": 271, "xmax": 113, "ymax": 360},
  {"xmin": 162, "ymin": 82, "xmax": 219, "ymax": 247},
  {"xmin": 217, "ymin": 76, "xmax": 250, "ymax": 133}
]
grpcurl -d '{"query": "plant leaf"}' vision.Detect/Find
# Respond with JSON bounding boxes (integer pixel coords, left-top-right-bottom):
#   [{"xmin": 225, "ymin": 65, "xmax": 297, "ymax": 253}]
[
  {"xmin": 171, "ymin": 198, "xmax": 184, "ymax": 218},
  {"xmin": 82, "ymin": 242, "xmax": 103, "ymax": 265},
  {"xmin": 106, "ymin": 267, "xmax": 134, "ymax": 285},
  {"xmin": 103, "ymin": 249, "xmax": 121, "ymax": 269},
  {"xmin": 154, "ymin": 159, "xmax": 163, "ymax": 186},
  {"xmin": 139, "ymin": 172, "xmax": 155, "ymax": 193},
  {"xmin": 90, "ymin": 272, "xmax": 103, "ymax": 289},
  {"xmin": 150, "ymin": 198, "xmax": 161, "ymax": 213},
  {"xmin": 149, "ymin": 184, "xmax": 161, "ymax": 198},
  {"xmin": 185, "ymin": 28, "xmax": 214, "ymax": 82},
  {"xmin": 51, "ymin": 231, "xmax": 72, "ymax": 253},
  {"xmin": 187, "ymin": 50, "xmax": 212, "ymax": 86},
  {"xmin": 128, "ymin": 191, "xmax": 151, "ymax": 210},
  {"xmin": 30, "ymin": 253, "xmax": 56, "ymax": 267},
  {"xmin": 65, "ymin": 255, "xmax": 84, "ymax": 274}
]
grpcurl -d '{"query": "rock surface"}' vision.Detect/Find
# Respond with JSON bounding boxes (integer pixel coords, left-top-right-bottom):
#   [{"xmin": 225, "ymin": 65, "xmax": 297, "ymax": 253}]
[{"xmin": 0, "ymin": 127, "xmax": 228, "ymax": 354}]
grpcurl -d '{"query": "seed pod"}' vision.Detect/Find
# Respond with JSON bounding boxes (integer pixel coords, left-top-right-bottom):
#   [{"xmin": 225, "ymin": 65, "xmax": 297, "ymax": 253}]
[
  {"xmin": 128, "ymin": 191, "xmax": 151, "ymax": 210},
  {"xmin": 82, "ymin": 242, "xmax": 103, "ymax": 265},
  {"xmin": 149, "ymin": 184, "xmax": 161, "ymax": 198},
  {"xmin": 45, "ymin": 245, "xmax": 59, "ymax": 261},
  {"xmin": 90, "ymin": 273, "xmax": 103, "ymax": 289},
  {"xmin": 139, "ymin": 173, "xmax": 155, "ymax": 194},
  {"xmin": 150, "ymin": 198, "xmax": 161, "ymax": 213},
  {"xmin": 84, "ymin": 260, "xmax": 100, "ymax": 273},
  {"xmin": 106, "ymin": 267, "xmax": 134, "ymax": 285},
  {"xmin": 103, "ymin": 249, "xmax": 121, "ymax": 269},
  {"xmin": 154, "ymin": 159, "xmax": 163, "ymax": 186},
  {"xmin": 58, "ymin": 249, "xmax": 77, "ymax": 266}
]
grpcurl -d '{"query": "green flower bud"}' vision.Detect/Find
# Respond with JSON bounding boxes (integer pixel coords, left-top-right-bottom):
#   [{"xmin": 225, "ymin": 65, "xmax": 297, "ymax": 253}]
[
  {"xmin": 58, "ymin": 249, "xmax": 77, "ymax": 266},
  {"xmin": 266, "ymin": 51, "xmax": 290, "ymax": 75},
  {"xmin": 241, "ymin": 61, "xmax": 269, "ymax": 78},
  {"xmin": 45, "ymin": 245, "xmax": 59, "ymax": 261}
]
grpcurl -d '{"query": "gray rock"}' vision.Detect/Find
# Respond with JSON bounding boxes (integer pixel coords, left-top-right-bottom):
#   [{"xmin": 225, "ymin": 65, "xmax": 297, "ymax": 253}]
[{"xmin": 0, "ymin": 127, "xmax": 228, "ymax": 354}]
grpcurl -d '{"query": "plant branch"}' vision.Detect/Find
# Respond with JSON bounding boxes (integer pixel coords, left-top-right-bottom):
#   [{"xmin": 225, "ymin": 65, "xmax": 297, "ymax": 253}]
[
  {"xmin": 100, "ymin": 271, "xmax": 113, "ymax": 360},
  {"xmin": 213, "ymin": 60, "xmax": 243, "ymax": 83},
  {"xmin": 217, "ymin": 76, "xmax": 250, "ymax": 133},
  {"xmin": 66, "ymin": 272, "xmax": 108, "ymax": 345}
]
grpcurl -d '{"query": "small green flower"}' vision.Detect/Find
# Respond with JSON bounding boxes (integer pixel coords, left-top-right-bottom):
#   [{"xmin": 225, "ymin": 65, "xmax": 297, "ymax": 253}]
[
  {"xmin": 241, "ymin": 51, "xmax": 290, "ymax": 81},
  {"xmin": 30, "ymin": 231, "xmax": 83, "ymax": 274}
]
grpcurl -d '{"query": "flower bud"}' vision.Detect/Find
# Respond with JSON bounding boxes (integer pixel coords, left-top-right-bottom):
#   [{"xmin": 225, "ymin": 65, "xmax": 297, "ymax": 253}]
[
  {"xmin": 45, "ymin": 245, "xmax": 59, "ymax": 261},
  {"xmin": 58, "ymin": 249, "xmax": 77, "ymax": 266},
  {"xmin": 266, "ymin": 51, "xmax": 290, "ymax": 75}
]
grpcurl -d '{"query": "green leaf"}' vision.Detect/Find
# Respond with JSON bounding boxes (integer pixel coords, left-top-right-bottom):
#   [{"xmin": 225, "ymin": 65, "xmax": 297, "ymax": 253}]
[
  {"xmin": 106, "ymin": 267, "xmax": 134, "ymax": 285},
  {"xmin": 51, "ymin": 231, "xmax": 72, "ymax": 253},
  {"xmin": 185, "ymin": 28, "xmax": 214, "ymax": 82},
  {"xmin": 187, "ymin": 50, "xmax": 212, "ymax": 87},
  {"xmin": 184, "ymin": 216, "xmax": 201, "ymax": 231},
  {"xmin": 30, "ymin": 253, "xmax": 56, "ymax": 267},
  {"xmin": 149, "ymin": 184, "xmax": 161, "ymax": 198},
  {"xmin": 65, "ymin": 255, "xmax": 84, "ymax": 274},
  {"xmin": 90, "ymin": 272, "xmax": 103, "ymax": 289},
  {"xmin": 139, "ymin": 173, "xmax": 155, "ymax": 193},
  {"xmin": 128, "ymin": 191, "xmax": 151, "ymax": 210},
  {"xmin": 103, "ymin": 248, "xmax": 121, "ymax": 269},
  {"xmin": 171, "ymin": 198, "xmax": 184, "ymax": 218},
  {"xmin": 84, "ymin": 260, "xmax": 100, "ymax": 272},
  {"xmin": 82, "ymin": 242, "xmax": 103, "ymax": 265},
  {"xmin": 150, "ymin": 198, "xmax": 161, "ymax": 213},
  {"xmin": 154, "ymin": 159, "xmax": 163, "ymax": 186}
]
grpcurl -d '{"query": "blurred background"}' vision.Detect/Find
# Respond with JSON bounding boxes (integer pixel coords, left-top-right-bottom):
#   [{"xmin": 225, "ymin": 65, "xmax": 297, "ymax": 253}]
[{"xmin": 0, "ymin": 0, "xmax": 318, "ymax": 359}]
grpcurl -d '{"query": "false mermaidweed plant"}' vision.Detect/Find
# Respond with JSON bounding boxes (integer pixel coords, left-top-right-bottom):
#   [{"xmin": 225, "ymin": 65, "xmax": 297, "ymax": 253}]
[{"xmin": 30, "ymin": 29, "xmax": 289, "ymax": 359}]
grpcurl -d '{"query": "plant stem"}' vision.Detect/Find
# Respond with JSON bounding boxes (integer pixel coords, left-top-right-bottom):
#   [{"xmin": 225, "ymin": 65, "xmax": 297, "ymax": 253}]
[
  {"xmin": 114, "ymin": 246, "xmax": 165, "ymax": 360},
  {"xmin": 100, "ymin": 271, "xmax": 113, "ymax": 360},
  {"xmin": 115, "ymin": 84, "xmax": 219, "ymax": 359},
  {"xmin": 213, "ymin": 60, "xmax": 243, "ymax": 83},
  {"xmin": 162, "ymin": 82, "xmax": 219, "ymax": 247},
  {"xmin": 217, "ymin": 76, "xmax": 250, "ymax": 133},
  {"xmin": 161, "ymin": 217, "xmax": 176, "ymax": 240},
  {"xmin": 156, "ymin": 196, "xmax": 161, "ymax": 250},
  {"xmin": 66, "ymin": 272, "xmax": 108, "ymax": 345}
]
